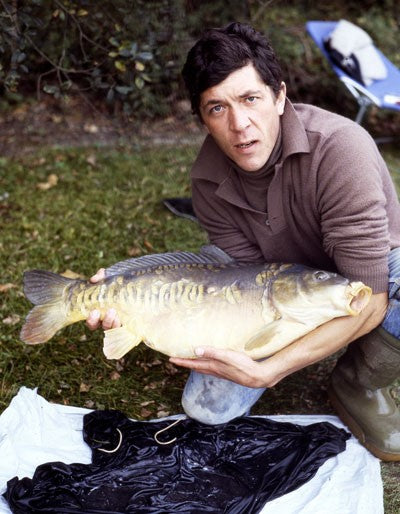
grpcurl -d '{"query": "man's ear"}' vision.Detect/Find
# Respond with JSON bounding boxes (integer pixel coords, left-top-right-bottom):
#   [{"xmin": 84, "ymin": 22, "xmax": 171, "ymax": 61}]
[{"xmin": 276, "ymin": 82, "xmax": 286, "ymax": 115}]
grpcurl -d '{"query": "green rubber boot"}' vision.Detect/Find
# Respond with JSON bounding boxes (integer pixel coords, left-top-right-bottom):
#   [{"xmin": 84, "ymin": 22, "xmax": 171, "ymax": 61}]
[{"xmin": 328, "ymin": 326, "xmax": 400, "ymax": 461}]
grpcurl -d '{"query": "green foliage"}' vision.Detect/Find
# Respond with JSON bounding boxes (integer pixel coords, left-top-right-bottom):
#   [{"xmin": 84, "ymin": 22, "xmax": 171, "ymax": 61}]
[
  {"xmin": 0, "ymin": 0, "xmax": 250, "ymax": 118},
  {"xmin": 0, "ymin": 1, "xmax": 399, "ymax": 124},
  {"xmin": 0, "ymin": 0, "xmax": 185, "ymax": 117}
]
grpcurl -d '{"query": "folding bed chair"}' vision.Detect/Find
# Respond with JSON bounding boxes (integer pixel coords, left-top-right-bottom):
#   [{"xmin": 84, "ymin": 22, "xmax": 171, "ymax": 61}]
[{"xmin": 306, "ymin": 21, "xmax": 400, "ymax": 129}]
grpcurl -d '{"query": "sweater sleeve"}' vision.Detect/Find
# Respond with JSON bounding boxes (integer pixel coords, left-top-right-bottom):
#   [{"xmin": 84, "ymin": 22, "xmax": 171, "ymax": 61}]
[{"xmin": 316, "ymin": 124, "xmax": 390, "ymax": 293}]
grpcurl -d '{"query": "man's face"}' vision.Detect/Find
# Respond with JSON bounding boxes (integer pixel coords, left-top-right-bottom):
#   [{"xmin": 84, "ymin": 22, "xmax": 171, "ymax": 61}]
[{"xmin": 199, "ymin": 63, "xmax": 286, "ymax": 172}]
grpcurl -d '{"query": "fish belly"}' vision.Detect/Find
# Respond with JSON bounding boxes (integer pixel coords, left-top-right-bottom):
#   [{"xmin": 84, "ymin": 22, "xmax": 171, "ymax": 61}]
[{"xmin": 131, "ymin": 278, "xmax": 267, "ymax": 358}]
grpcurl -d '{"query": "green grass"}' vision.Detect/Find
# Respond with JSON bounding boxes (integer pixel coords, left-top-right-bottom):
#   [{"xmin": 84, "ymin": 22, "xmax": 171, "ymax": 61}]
[
  {"xmin": 1, "ymin": 142, "xmax": 399, "ymax": 511},
  {"xmin": 0, "ymin": 144, "xmax": 208, "ymax": 415}
]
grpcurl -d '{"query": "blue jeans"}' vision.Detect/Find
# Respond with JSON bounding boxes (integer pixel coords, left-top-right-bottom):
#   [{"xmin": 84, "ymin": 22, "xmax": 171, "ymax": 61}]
[
  {"xmin": 182, "ymin": 248, "xmax": 400, "ymax": 424},
  {"xmin": 382, "ymin": 247, "xmax": 400, "ymax": 338}
]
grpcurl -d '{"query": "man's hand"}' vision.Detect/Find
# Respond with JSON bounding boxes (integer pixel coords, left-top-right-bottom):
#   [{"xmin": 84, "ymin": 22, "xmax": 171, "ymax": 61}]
[
  {"xmin": 170, "ymin": 347, "xmax": 269, "ymax": 388},
  {"xmin": 85, "ymin": 268, "xmax": 121, "ymax": 331}
]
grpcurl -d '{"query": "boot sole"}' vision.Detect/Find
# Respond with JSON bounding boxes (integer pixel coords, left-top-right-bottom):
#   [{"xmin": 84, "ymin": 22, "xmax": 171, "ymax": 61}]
[{"xmin": 327, "ymin": 385, "xmax": 400, "ymax": 462}]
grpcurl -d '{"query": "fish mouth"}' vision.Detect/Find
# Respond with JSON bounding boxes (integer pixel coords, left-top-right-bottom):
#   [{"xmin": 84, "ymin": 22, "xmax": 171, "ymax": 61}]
[{"xmin": 346, "ymin": 282, "xmax": 372, "ymax": 315}]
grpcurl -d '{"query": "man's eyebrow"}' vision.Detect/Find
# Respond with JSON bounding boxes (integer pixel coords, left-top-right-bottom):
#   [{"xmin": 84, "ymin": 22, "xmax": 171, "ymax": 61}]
[
  {"xmin": 201, "ymin": 98, "xmax": 224, "ymax": 109},
  {"xmin": 201, "ymin": 89, "xmax": 264, "ymax": 109},
  {"xmin": 239, "ymin": 89, "xmax": 264, "ymax": 98}
]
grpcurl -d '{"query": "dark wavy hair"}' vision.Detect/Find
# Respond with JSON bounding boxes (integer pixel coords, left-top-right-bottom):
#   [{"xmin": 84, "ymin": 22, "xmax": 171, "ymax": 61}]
[{"xmin": 182, "ymin": 22, "xmax": 283, "ymax": 117}]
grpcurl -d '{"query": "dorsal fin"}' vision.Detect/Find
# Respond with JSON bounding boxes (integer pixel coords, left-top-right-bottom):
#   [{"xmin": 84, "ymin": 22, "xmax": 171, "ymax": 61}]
[
  {"xmin": 105, "ymin": 245, "xmax": 236, "ymax": 277},
  {"xmin": 199, "ymin": 245, "xmax": 236, "ymax": 264}
]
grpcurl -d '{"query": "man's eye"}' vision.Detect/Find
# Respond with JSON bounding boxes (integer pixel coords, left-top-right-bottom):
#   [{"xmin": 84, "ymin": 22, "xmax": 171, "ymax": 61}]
[
  {"xmin": 210, "ymin": 105, "xmax": 223, "ymax": 114},
  {"xmin": 246, "ymin": 96, "xmax": 257, "ymax": 103}
]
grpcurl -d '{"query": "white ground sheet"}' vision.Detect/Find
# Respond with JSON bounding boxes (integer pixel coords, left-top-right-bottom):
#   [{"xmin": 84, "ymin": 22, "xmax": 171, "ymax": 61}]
[{"xmin": 0, "ymin": 387, "xmax": 383, "ymax": 514}]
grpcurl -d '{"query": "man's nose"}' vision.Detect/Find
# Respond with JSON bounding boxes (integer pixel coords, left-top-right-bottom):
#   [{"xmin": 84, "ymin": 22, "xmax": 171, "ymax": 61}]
[{"xmin": 229, "ymin": 107, "xmax": 250, "ymax": 132}]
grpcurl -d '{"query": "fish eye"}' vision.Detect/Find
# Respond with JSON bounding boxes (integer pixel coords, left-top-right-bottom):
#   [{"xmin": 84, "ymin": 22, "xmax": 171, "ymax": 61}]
[{"xmin": 313, "ymin": 271, "xmax": 330, "ymax": 281}]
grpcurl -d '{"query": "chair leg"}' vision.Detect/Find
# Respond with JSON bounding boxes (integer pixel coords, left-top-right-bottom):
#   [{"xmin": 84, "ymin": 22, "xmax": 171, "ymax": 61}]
[{"xmin": 355, "ymin": 103, "xmax": 369, "ymax": 124}]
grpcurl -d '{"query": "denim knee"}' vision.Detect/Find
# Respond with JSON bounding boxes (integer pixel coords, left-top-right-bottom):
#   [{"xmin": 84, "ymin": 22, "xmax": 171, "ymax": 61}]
[{"xmin": 181, "ymin": 371, "xmax": 266, "ymax": 425}]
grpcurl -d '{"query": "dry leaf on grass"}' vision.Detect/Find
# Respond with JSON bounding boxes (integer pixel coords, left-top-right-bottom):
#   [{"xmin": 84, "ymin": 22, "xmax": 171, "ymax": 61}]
[
  {"xmin": 140, "ymin": 400, "xmax": 155, "ymax": 407},
  {"xmin": 61, "ymin": 269, "xmax": 86, "ymax": 279},
  {"xmin": 0, "ymin": 283, "xmax": 16, "ymax": 293},
  {"xmin": 2, "ymin": 314, "xmax": 20, "ymax": 325},
  {"xmin": 79, "ymin": 382, "xmax": 91, "ymax": 393},
  {"xmin": 128, "ymin": 246, "xmax": 142, "ymax": 257},
  {"xmin": 110, "ymin": 371, "xmax": 121, "ymax": 381},
  {"xmin": 86, "ymin": 154, "xmax": 97, "ymax": 166},
  {"xmin": 140, "ymin": 408, "xmax": 152, "ymax": 418},
  {"xmin": 84, "ymin": 123, "xmax": 99, "ymax": 134},
  {"xmin": 157, "ymin": 410, "xmax": 170, "ymax": 418},
  {"xmin": 37, "ymin": 173, "xmax": 59, "ymax": 190}
]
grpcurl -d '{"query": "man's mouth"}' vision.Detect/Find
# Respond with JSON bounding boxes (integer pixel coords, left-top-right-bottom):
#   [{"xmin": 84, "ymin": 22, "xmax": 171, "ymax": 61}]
[{"xmin": 235, "ymin": 140, "xmax": 256, "ymax": 149}]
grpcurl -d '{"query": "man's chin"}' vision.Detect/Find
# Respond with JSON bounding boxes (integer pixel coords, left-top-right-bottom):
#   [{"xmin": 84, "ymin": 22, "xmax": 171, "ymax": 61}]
[{"xmin": 233, "ymin": 158, "xmax": 266, "ymax": 172}]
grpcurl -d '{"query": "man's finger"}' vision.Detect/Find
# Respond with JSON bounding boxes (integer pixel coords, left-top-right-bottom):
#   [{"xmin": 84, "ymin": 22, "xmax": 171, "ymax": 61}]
[
  {"xmin": 102, "ymin": 308, "xmax": 121, "ymax": 330},
  {"xmin": 170, "ymin": 356, "xmax": 228, "ymax": 377},
  {"xmin": 90, "ymin": 268, "xmax": 106, "ymax": 283},
  {"xmin": 86, "ymin": 309, "xmax": 101, "ymax": 331},
  {"xmin": 194, "ymin": 345, "xmax": 249, "ymax": 365}
]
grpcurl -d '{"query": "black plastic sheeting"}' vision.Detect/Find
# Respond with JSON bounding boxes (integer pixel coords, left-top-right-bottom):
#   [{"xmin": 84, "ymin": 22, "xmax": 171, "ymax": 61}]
[{"xmin": 4, "ymin": 410, "xmax": 350, "ymax": 514}]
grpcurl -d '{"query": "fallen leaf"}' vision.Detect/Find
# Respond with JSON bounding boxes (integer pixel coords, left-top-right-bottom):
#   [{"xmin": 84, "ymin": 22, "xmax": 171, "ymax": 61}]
[
  {"xmin": 37, "ymin": 182, "xmax": 51, "ymax": 190},
  {"xmin": 80, "ymin": 382, "xmax": 91, "ymax": 393},
  {"xmin": 127, "ymin": 246, "xmax": 141, "ymax": 257},
  {"xmin": 2, "ymin": 314, "xmax": 20, "ymax": 325},
  {"xmin": 140, "ymin": 408, "xmax": 152, "ymax": 418},
  {"xmin": 61, "ymin": 269, "xmax": 86, "ymax": 279},
  {"xmin": 37, "ymin": 174, "xmax": 59, "ymax": 190},
  {"xmin": 84, "ymin": 123, "xmax": 99, "ymax": 134},
  {"xmin": 51, "ymin": 114, "xmax": 63, "ymax": 124},
  {"xmin": 86, "ymin": 154, "xmax": 97, "ymax": 166},
  {"xmin": 32, "ymin": 157, "xmax": 47, "ymax": 166},
  {"xmin": 0, "ymin": 283, "xmax": 16, "ymax": 293},
  {"xmin": 144, "ymin": 240, "xmax": 153, "ymax": 250},
  {"xmin": 115, "ymin": 360, "xmax": 125, "ymax": 372},
  {"xmin": 84, "ymin": 400, "xmax": 95, "ymax": 409},
  {"xmin": 140, "ymin": 400, "xmax": 155, "ymax": 407},
  {"xmin": 110, "ymin": 371, "xmax": 121, "ymax": 381},
  {"xmin": 48, "ymin": 174, "xmax": 58, "ymax": 186},
  {"xmin": 157, "ymin": 410, "xmax": 170, "ymax": 418},
  {"xmin": 165, "ymin": 362, "xmax": 178, "ymax": 375}
]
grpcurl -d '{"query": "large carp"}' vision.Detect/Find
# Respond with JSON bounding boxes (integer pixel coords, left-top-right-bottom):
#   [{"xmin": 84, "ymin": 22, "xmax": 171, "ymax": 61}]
[{"xmin": 20, "ymin": 246, "xmax": 372, "ymax": 361}]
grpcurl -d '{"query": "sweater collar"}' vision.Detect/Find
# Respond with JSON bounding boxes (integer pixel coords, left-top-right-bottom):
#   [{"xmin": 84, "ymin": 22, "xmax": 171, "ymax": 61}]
[{"xmin": 281, "ymin": 99, "xmax": 311, "ymax": 159}]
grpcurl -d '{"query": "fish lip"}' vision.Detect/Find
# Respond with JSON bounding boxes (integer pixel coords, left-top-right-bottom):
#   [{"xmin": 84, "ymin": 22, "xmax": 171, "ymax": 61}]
[{"xmin": 345, "ymin": 282, "xmax": 372, "ymax": 315}]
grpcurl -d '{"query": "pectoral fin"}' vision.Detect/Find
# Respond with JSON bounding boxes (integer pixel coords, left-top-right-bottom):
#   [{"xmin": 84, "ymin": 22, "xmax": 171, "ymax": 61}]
[
  {"xmin": 103, "ymin": 326, "xmax": 142, "ymax": 360},
  {"xmin": 244, "ymin": 320, "xmax": 311, "ymax": 359}
]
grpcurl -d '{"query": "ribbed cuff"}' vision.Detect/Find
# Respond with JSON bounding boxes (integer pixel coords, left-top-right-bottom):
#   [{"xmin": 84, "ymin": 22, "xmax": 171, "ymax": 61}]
[{"xmin": 339, "ymin": 262, "xmax": 389, "ymax": 294}]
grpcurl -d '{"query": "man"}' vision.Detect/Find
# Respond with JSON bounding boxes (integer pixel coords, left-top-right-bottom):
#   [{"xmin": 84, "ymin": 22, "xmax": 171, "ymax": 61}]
[{"xmin": 88, "ymin": 22, "xmax": 400, "ymax": 461}]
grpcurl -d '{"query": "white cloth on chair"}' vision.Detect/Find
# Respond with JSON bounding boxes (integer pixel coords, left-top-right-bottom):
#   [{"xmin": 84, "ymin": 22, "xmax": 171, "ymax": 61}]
[{"xmin": 326, "ymin": 19, "xmax": 387, "ymax": 85}]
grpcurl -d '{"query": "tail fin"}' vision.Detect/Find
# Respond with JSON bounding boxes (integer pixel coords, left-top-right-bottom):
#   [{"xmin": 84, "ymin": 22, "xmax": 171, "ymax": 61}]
[{"xmin": 20, "ymin": 270, "xmax": 74, "ymax": 344}]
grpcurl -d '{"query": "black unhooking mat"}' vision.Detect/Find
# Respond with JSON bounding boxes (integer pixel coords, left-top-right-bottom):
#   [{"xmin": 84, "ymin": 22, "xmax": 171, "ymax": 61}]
[{"xmin": 4, "ymin": 410, "xmax": 350, "ymax": 514}]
